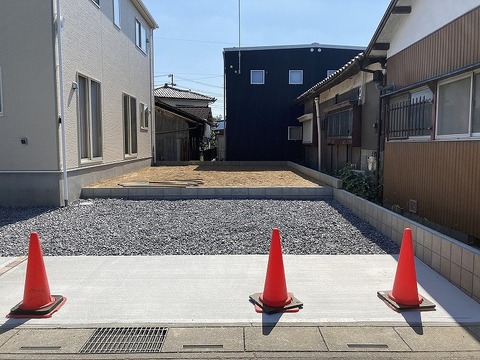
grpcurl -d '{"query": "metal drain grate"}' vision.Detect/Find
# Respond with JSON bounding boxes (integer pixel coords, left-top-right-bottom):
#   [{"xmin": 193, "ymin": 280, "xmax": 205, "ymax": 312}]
[{"xmin": 80, "ymin": 327, "xmax": 168, "ymax": 354}]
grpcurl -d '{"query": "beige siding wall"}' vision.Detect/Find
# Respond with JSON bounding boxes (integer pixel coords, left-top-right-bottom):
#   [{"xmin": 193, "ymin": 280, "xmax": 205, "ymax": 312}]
[
  {"xmin": 387, "ymin": 6, "xmax": 480, "ymax": 87},
  {"xmin": 383, "ymin": 7, "xmax": 480, "ymax": 240},
  {"xmin": 0, "ymin": 0, "xmax": 58, "ymax": 171},
  {"xmin": 60, "ymin": 0, "xmax": 153, "ymax": 169},
  {"xmin": 383, "ymin": 141, "xmax": 480, "ymax": 240}
]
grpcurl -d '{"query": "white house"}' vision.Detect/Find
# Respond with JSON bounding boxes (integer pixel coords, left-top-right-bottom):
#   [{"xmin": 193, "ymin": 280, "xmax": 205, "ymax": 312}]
[{"xmin": 0, "ymin": 0, "xmax": 158, "ymax": 206}]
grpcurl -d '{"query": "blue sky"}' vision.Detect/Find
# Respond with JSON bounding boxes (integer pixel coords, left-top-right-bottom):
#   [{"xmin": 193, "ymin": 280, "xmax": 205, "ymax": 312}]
[{"xmin": 142, "ymin": 0, "xmax": 392, "ymax": 117}]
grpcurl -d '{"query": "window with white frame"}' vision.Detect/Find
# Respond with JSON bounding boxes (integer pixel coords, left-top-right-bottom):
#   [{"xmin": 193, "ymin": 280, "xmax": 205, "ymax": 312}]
[
  {"xmin": 113, "ymin": 0, "xmax": 120, "ymax": 27},
  {"xmin": 78, "ymin": 74, "xmax": 102, "ymax": 161},
  {"xmin": 140, "ymin": 102, "xmax": 149, "ymax": 129},
  {"xmin": 289, "ymin": 70, "xmax": 303, "ymax": 85},
  {"xmin": 250, "ymin": 70, "xmax": 265, "ymax": 84},
  {"xmin": 0, "ymin": 66, "xmax": 3, "ymax": 116},
  {"xmin": 135, "ymin": 19, "xmax": 147, "ymax": 53},
  {"xmin": 437, "ymin": 72, "xmax": 480, "ymax": 137},
  {"xmin": 474, "ymin": 72, "xmax": 480, "ymax": 133},
  {"xmin": 123, "ymin": 93, "xmax": 137, "ymax": 156}
]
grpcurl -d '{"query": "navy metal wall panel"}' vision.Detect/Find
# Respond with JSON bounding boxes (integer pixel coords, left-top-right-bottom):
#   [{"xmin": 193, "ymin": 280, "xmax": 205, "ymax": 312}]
[{"xmin": 224, "ymin": 46, "xmax": 362, "ymax": 161}]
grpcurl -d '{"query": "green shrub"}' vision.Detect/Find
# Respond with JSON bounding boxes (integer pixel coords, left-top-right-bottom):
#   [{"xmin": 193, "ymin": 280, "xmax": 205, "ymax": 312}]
[{"xmin": 337, "ymin": 164, "xmax": 382, "ymax": 203}]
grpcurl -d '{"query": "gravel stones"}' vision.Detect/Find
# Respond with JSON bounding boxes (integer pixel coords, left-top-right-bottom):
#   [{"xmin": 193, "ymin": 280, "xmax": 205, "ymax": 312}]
[{"xmin": 0, "ymin": 199, "xmax": 399, "ymax": 256}]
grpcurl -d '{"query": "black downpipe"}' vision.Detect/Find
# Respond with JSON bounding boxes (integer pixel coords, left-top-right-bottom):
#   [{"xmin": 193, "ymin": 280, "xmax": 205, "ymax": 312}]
[{"xmin": 376, "ymin": 78, "xmax": 385, "ymax": 192}]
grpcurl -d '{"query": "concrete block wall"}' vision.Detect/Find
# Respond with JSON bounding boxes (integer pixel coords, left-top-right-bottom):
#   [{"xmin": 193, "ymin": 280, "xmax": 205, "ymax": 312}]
[
  {"xmin": 82, "ymin": 186, "xmax": 333, "ymax": 200},
  {"xmin": 332, "ymin": 188, "xmax": 480, "ymax": 302},
  {"xmin": 287, "ymin": 162, "xmax": 342, "ymax": 189}
]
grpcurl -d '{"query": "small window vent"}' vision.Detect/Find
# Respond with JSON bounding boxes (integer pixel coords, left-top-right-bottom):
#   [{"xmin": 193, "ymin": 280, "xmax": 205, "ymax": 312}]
[
  {"xmin": 288, "ymin": 126, "xmax": 302, "ymax": 141},
  {"xmin": 408, "ymin": 199, "xmax": 417, "ymax": 213}
]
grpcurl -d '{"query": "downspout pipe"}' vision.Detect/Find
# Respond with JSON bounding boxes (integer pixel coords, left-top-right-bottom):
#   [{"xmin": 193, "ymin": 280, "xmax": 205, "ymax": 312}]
[
  {"xmin": 149, "ymin": 28, "xmax": 156, "ymax": 165},
  {"xmin": 56, "ymin": 0, "xmax": 69, "ymax": 206},
  {"xmin": 314, "ymin": 97, "xmax": 322, "ymax": 172}
]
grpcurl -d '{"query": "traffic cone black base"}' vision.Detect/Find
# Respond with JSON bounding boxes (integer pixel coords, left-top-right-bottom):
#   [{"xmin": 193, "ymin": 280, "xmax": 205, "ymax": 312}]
[
  {"xmin": 377, "ymin": 290, "xmax": 435, "ymax": 312},
  {"xmin": 8, "ymin": 295, "xmax": 66, "ymax": 318},
  {"xmin": 249, "ymin": 292, "xmax": 303, "ymax": 314}
]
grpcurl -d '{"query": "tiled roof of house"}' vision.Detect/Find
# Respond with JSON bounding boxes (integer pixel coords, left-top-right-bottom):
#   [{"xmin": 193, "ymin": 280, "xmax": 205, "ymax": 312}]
[
  {"xmin": 296, "ymin": 52, "xmax": 365, "ymax": 102},
  {"xmin": 178, "ymin": 106, "xmax": 213, "ymax": 122},
  {"xmin": 155, "ymin": 100, "xmax": 207, "ymax": 125},
  {"xmin": 154, "ymin": 85, "xmax": 216, "ymax": 102}
]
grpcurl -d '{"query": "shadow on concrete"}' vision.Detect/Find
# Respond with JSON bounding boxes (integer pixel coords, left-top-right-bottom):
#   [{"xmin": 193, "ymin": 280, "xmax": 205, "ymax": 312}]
[
  {"xmin": 0, "ymin": 318, "xmax": 29, "ymax": 334},
  {"xmin": 384, "ymin": 254, "xmax": 480, "ymax": 327},
  {"xmin": 261, "ymin": 312, "xmax": 283, "ymax": 335},
  {"xmin": 401, "ymin": 310, "xmax": 424, "ymax": 334}
]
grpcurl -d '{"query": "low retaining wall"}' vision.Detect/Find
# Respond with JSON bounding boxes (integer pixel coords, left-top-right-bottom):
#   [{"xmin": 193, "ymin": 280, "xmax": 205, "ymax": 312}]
[
  {"xmin": 81, "ymin": 186, "xmax": 333, "ymax": 200},
  {"xmin": 332, "ymin": 188, "xmax": 480, "ymax": 302},
  {"xmin": 287, "ymin": 163, "xmax": 480, "ymax": 303},
  {"xmin": 287, "ymin": 162, "xmax": 342, "ymax": 188}
]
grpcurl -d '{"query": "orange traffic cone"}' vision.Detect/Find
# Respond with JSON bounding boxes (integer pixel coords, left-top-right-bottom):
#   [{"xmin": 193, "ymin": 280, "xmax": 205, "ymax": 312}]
[
  {"xmin": 377, "ymin": 228, "xmax": 435, "ymax": 311},
  {"xmin": 8, "ymin": 232, "xmax": 66, "ymax": 318},
  {"xmin": 249, "ymin": 228, "xmax": 302, "ymax": 314}
]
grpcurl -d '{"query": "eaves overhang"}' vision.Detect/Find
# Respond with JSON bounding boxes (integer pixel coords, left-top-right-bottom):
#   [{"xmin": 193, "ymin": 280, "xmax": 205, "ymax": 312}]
[
  {"xmin": 132, "ymin": 0, "xmax": 159, "ymax": 29},
  {"xmin": 155, "ymin": 100, "xmax": 207, "ymax": 126},
  {"xmin": 365, "ymin": 0, "xmax": 412, "ymax": 60},
  {"xmin": 296, "ymin": 53, "xmax": 366, "ymax": 103}
]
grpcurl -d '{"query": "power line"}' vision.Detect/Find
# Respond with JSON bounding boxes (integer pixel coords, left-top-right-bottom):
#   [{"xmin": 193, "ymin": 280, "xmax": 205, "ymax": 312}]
[
  {"xmin": 154, "ymin": 36, "xmax": 236, "ymax": 46},
  {"xmin": 174, "ymin": 75, "xmax": 223, "ymax": 89},
  {"xmin": 155, "ymin": 72, "xmax": 222, "ymax": 77}
]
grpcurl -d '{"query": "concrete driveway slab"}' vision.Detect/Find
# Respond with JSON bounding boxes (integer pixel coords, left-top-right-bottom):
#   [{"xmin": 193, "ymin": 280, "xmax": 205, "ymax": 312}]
[
  {"xmin": 320, "ymin": 326, "xmax": 411, "ymax": 352},
  {"xmin": 162, "ymin": 327, "xmax": 244, "ymax": 352},
  {"xmin": 244, "ymin": 326, "xmax": 326, "ymax": 352},
  {"xmin": 0, "ymin": 329, "xmax": 93, "ymax": 354},
  {"xmin": 394, "ymin": 326, "xmax": 480, "ymax": 352},
  {"xmin": 0, "ymin": 255, "xmax": 480, "ymax": 325}
]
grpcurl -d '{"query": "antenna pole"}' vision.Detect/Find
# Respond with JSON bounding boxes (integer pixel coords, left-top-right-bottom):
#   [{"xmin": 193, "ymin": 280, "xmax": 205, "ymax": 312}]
[{"xmin": 238, "ymin": 0, "xmax": 241, "ymax": 74}]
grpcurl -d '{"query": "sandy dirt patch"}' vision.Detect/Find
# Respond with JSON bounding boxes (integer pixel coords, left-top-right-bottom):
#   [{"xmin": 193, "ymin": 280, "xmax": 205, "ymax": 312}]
[{"xmin": 88, "ymin": 164, "xmax": 324, "ymax": 188}]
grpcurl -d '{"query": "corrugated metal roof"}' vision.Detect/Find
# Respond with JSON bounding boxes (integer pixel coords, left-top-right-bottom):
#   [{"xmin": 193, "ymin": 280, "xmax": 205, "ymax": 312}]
[
  {"xmin": 224, "ymin": 43, "xmax": 365, "ymax": 52},
  {"xmin": 154, "ymin": 85, "xmax": 216, "ymax": 102}
]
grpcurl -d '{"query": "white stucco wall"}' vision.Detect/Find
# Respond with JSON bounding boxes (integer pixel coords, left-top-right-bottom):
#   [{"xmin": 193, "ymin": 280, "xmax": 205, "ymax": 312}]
[
  {"xmin": 0, "ymin": 0, "xmax": 59, "ymax": 171},
  {"xmin": 318, "ymin": 64, "xmax": 382, "ymax": 104},
  {"xmin": 60, "ymin": 0, "xmax": 154, "ymax": 169},
  {"xmin": 388, "ymin": 0, "xmax": 480, "ymax": 57}
]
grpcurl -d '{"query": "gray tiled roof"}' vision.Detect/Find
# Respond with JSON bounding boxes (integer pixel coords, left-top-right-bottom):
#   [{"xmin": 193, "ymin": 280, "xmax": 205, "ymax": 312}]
[
  {"xmin": 154, "ymin": 85, "xmax": 216, "ymax": 102},
  {"xmin": 178, "ymin": 106, "xmax": 213, "ymax": 121},
  {"xmin": 296, "ymin": 52, "xmax": 364, "ymax": 101}
]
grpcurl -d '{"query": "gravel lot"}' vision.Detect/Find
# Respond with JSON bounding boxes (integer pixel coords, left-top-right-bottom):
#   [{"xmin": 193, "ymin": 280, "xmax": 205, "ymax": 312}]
[{"xmin": 0, "ymin": 199, "xmax": 399, "ymax": 256}]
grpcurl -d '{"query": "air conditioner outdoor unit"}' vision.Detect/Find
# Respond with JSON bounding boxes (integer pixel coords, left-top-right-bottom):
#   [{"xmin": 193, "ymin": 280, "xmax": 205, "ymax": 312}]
[{"xmin": 288, "ymin": 126, "xmax": 302, "ymax": 141}]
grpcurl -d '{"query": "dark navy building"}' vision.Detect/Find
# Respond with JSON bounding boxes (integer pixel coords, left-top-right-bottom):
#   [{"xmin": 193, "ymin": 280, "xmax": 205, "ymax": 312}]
[{"xmin": 223, "ymin": 44, "xmax": 363, "ymax": 161}]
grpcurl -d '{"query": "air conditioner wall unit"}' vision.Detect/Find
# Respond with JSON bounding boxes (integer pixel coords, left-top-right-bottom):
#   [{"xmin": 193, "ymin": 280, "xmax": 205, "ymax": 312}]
[{"xmin": 288, "ymin": 126, "xmax": 302, "ymax": 141}]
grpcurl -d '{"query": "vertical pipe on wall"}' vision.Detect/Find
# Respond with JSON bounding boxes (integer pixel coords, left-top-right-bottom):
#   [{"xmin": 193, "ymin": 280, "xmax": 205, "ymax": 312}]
[
  {"xmin": 314, "ymin": 97, "xmax": 322, "ymax": 171},
  {"xmin": 56, "ymin": 0, "xmax": 69, "ymax": 206},
  {"xmin": 149, "ymin": 28, "xmax": 156, "ymax": 165}
]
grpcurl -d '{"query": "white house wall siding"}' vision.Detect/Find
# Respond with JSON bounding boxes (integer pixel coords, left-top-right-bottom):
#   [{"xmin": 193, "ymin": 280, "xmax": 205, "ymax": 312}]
[
  {"xmin": 0, "ymin": 0, "xmax": 156, "ymax": 206},
  {"xmin": 0, "ymin": 0, "xmax": 59, "ymax": 172},
  {"xmin": 388, "ymin": 0, "xmax": 480, "ymax": 57},
  {"xmin": 60, "ymin": 0, "xmax": 153, "ymax": 167}
]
